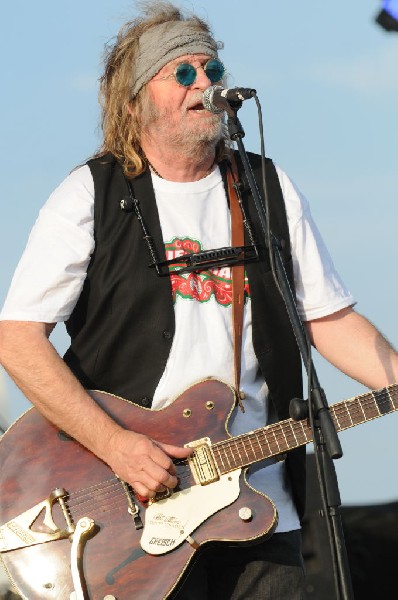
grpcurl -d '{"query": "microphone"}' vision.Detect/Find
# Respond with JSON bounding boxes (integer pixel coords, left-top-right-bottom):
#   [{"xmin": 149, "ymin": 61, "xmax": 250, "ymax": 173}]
[{"xmin": 202, "ymin": 85, "xmax": 256, "ymax": 114}]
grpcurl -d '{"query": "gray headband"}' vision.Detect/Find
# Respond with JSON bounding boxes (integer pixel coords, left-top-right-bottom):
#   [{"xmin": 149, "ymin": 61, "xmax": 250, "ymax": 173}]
[{"xmin": 131, "ymin": 21, "xmax": 219, "ymax": 98}]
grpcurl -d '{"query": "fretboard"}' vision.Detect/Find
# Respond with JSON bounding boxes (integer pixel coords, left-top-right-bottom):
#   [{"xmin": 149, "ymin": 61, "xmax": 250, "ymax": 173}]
[{"xmin": 212, "ymin": 383, "xmax": 398, "ymax": 475}]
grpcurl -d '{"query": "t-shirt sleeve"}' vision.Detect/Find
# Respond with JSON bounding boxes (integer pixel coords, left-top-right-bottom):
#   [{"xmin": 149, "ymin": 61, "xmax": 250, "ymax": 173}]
[
  {"xmin": 0, "ymin": 165, "xmax": 95, "ymax": 323},
  {"xmin": 276, "ymin": 166, "xmax": 356, "ymax": 321}
]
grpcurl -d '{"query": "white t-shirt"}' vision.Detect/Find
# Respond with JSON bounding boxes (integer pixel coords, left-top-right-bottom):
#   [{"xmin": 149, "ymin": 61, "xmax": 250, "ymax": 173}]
[{"xmin": 0, "ymin": 163, "xmax": 355, "ymax": 532}]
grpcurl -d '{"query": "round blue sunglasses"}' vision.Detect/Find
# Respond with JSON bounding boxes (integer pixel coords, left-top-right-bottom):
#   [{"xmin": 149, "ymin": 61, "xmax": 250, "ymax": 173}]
[{"xmin": 157, "ymin": 58, "xmax": 225, "ymax": 87}]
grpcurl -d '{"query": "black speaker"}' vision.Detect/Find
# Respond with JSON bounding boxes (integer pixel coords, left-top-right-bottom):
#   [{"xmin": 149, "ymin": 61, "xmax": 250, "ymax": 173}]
[{"xmin": 302, "ymin": 453, "xmax": 398, "ymax": 599}]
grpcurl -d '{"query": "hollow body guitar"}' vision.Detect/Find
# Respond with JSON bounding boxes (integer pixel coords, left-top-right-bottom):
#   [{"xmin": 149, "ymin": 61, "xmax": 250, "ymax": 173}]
[{"xmin": 1, "ymin": 378, "xmax": 397, "ymax": 599}]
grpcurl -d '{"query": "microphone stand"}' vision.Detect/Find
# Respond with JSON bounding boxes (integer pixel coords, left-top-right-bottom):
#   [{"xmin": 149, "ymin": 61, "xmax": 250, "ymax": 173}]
[{"xmin": 225, "ymin": 103, "xmax": 354, "ymax": 600}]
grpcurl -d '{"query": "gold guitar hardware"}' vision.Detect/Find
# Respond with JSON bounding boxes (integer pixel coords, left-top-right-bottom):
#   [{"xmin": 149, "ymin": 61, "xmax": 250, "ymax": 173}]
[
  {"xmin": 183, "ymin": 408, "xmax": 192, "ymax": 418},
  {"xmin": 185, "ymin": 437, "xmax": 219, "ymax": 485},
  {"xmin": 0, "ymin": 487, "xmax": 74, "ymax": 552},
  {"xmin": 205, "ymin": 401, "xmax": 214, "ymax": 410},
  {"xmin": 70, "ymin": 517, "xmax": 95, "ymax": 600}
]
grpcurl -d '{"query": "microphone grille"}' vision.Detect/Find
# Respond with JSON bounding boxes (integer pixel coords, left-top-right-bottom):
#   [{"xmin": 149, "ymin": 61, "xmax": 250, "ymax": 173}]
[{"xmin": 202, "ymin": 85, "xmax": 224, "ymax": 114}]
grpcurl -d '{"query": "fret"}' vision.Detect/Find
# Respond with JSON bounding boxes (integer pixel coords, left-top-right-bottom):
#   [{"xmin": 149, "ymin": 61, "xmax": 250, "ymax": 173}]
[
  {"xmin": 292, "ymin": 423, "xmax": 303, "ymax": 445},
  {"xmin": 373, "ymin": 392, "xmax": 382, "ymax": 417},
  {"xmin": 280, "ymin": 423, "xmax": 289, "ymax": 450},
  {"xmin": 350, "ymin": 398, "xmax": 365, "ymax": 426},
  {"xmin": 299, "ymin": 420, "xmax": 311, "ymax": 444},
  {"xmin": 363, "ymin": 392, "xmax": 380, "ymax": 420},
  {"xmin": 292, "ymin": 421, "xmax": 306, "ymax": 445},
  {"xmin": 251, "ymin": 432, "xmax": 265, "ymax": 461},
  {"xmin": 232, "ymin": 439, "xmax": 243, "ymax": 468},
  {"xmin": 240, "ymin": 436, "xmax": 252, "ymax": 463},
  {"xmin": 294, "ymin": 421, "xmax": 308, "ymax": 447},
  {"xmin": 223, "ymin": 445, "xmax": 233, "ymax": 470},
  {"xmin": 222, "ymin": 441, "xmax": 234, "ymax": 469},
  {"xmin": 344, "ymin": 402, "xmax": 354, "ymax": 427},
  {"xmin": 333, "ymin": 401, "xmax": 354, "ymax": 431},
  {"xmin": 372, "ymin": 389, "xmax": 393, "ymax": 415},
  {"xmin": 229, "ymin": 442, "xmax": 239, "ymax": 468},
  {"xmin": 333, "ymin": 407, "xmax": 343, "ymax": 431},
  {"xmin": 216, "ymin": 446, "xmax": 226, "ymax": 472},
  {"xmin": 305, "ymin": 421, "xmax": 313, "ymax": 442},
  {"xmin": 289, "ymin": 422, "xmax": 299, "ymax": 447},
  {"xmin": 258, "ymin": 430, "xmax": 272, "ymax": 457},
  {"xmin": 271, "ymin": 425, "xmax": 282, "ymax": 454},
  {"xmin": 247, "ymin": 434, "xmax": 257, "ymax": 461},
  {"xmin": 254, "ymin": 431, "xmax": 266, "ymax": 459},
  {"xmin": 244, "ymin": 432, "xmax": 259, "ymax": 463},
  {"xmin": 389, "ymin": 387, "xmax": 398, "ymax": 410},
  {"xmin": 357, "ymin": 396, "xmax": 367, "ymax": 422},
  {"xmin": 332, "ymin": 401, "xmax": 359, "ymax": 432}
]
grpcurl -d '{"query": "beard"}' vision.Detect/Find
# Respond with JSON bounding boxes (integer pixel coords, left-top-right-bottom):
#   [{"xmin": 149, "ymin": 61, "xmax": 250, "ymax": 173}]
[{"xmin": 140, "ymin": 93, "xmax": 224, "ymax": 154}]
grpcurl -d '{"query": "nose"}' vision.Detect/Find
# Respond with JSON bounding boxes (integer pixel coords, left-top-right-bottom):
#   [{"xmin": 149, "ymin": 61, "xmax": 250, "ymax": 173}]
[{"xmin": 193, "ymin": 65, "xmax": 212, "ymax": 90}]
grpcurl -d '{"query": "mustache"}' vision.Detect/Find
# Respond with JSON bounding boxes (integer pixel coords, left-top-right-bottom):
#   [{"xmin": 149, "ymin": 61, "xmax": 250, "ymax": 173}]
[{"xmin": 184, "ymin": 92, "xmax": 205, "ymax": 111}]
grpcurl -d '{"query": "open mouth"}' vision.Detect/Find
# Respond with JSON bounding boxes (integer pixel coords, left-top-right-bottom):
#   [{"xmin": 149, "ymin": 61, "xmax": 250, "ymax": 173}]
[{"xmin": 188, "ymin": 102, "xmax": 206, "ymax": 112}]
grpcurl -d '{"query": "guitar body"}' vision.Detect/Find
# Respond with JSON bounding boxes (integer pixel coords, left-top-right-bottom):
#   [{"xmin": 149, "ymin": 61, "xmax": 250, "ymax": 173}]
[{"xmin": 0, "ymin": 379, "xmax": 276, "ymax": 600}]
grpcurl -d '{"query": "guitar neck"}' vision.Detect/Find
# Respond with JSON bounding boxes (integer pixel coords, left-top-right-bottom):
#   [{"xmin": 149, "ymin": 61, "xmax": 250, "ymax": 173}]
[{"xmin": 212, "ymin": 383, "xmax": 398, "ymax": 475}]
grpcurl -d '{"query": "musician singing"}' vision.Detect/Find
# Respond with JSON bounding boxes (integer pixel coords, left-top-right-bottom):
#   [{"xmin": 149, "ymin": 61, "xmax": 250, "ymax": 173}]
[{"xmin": 1, "ymin": 2, "xmax": 397, "ymax": 598}]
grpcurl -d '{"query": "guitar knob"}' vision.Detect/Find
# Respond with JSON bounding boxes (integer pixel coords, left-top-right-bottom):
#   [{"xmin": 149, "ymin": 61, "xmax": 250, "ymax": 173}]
[{"xmin": 238, "ymin": 507, "xmax": 252, "ymax": 522}]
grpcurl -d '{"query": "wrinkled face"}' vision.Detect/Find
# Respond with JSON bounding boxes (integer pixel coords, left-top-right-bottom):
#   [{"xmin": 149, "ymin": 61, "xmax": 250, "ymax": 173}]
[{"xmin": 140, "ymin": 54, "xmax": 224, "ymax": 149}]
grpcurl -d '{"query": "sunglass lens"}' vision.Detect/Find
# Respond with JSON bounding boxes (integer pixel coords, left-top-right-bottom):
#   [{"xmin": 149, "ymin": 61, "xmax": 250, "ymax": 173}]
[
  {"xmin": 175, "ymin": 63, "xmax": 197, "ymax": 86},
  {"xmin": 205, "ymin": 59, "xmax": 225, "ymax": 83}
]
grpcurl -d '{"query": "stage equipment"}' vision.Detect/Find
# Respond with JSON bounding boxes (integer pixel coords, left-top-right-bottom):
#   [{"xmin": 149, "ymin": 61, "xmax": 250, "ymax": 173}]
[
  {"xmin": 375, "ymin": 0, "xmax": 398, "ymax": 31},
  {"xmin": 221, "ymin": 83, "xmax": 354, "ymax": 600},
  {"xmin": 302, "ymin": 453, "xmax": 398, "ymax": 600}
]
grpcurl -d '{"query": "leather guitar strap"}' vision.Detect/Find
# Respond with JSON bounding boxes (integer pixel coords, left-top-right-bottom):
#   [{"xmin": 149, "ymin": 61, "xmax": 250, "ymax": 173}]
[{"xmin": 227, "ymin": 157, "xmax": 245, "ymax": 413}]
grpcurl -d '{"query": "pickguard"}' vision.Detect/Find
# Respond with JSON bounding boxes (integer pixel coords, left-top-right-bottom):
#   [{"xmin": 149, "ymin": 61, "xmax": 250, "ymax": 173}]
[{"xmin": 140, "ymin": 469, "xmax": 241, "ymax": 555}]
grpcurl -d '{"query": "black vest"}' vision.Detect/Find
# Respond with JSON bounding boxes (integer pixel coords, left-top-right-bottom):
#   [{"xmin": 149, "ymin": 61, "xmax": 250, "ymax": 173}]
[{"xmin": 64, "ymin": 152, "xmax": 306, "ymax": 518}]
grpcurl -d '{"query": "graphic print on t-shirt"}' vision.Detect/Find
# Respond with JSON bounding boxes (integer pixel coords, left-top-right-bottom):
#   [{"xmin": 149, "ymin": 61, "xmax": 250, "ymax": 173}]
[{"xmin": 165, "ymin": 237, "xmax": 250, "ymax": 306}]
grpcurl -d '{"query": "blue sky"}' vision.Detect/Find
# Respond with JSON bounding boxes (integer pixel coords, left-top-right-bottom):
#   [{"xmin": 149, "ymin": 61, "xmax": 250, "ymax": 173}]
[{"xmin": 0, "ymin": 1, "xmax": 397, "ymax": 505}]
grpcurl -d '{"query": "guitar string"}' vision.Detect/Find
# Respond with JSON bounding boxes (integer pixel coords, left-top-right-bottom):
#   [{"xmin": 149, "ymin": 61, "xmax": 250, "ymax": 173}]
[
  {"xmin": 80, "ymin": 390, "xmax": 398, "ymax": 494},
  {"xmin": 67, "ymin": 457, "xmax": 192, "ymax": 506},
  {"xmin": 212, "ymin": 392, "xmax": 398, "ymax": 464},
  {"xmin": 214, "ymin": 387, "xmax": 398, "ymax": 454},
  {"xmin": 211, "ymin": 389, "xmax": 398, "ymax": 467},
  {"xmin": 67, "ymin": 474, "xmax": 195, "ymax": 522},
  {"xmin": 217, "ymin": 387, "xmax": 397, "ymax": 448},
  {"xmin": 66, "ymin": 463, "xmax": 193, "ymax": 517},
  {"xmin": 70, "ymin": 493, "xmax": 134, "ymax": 521},
  {"xmin": 68, "ymin": 478, "xmax": 122, "ymax": 508},
  {"xmin": 69, "ymin": 471, "xmax": 192, "ymax": 512},
  {"xmin": 63, "ymin": 388, "xmax": 397, "ymax": 516},
  {"xmin": 67, "ymin": 458, "xmax": 192, "ymax": 501}
]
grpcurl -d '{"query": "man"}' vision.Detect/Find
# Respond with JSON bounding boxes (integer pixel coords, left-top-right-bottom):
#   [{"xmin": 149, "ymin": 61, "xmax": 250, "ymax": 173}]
[{"xmin": 0, "ymin": 2, "xmax": 397, "ymax": 599}]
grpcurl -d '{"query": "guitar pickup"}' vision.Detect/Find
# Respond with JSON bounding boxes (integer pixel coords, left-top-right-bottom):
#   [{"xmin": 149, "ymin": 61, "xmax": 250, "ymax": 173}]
[{"xmin": 185, "ymin": 437, "xmax": 219, "ymax": 485}]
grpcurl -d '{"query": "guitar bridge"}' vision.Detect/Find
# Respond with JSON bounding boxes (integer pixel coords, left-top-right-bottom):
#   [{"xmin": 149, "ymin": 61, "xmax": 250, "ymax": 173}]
[{"xmin": 185, "ymin": 437, "xmax": 219, "ymax": 485}]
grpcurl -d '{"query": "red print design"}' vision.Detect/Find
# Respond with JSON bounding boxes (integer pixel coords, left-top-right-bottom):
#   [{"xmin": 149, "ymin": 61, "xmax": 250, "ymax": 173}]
[{"xmin": 165, "ymin": 237, "xmax": 251, "ymax": 306}]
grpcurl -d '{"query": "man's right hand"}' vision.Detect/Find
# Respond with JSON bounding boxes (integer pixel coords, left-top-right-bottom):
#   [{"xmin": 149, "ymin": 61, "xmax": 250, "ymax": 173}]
[
  {"xmin": 0, "ymin": 321, "xmax": 192, "ymax": 502},
  {"xmin": 106, "ymin": 429, "xmax": 192, "ymax": 499}
]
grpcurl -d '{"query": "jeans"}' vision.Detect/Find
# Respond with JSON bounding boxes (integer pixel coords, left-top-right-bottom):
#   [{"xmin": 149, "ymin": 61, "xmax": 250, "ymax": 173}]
[{"xmin": 174, "ymin": 531, "xmax": 305, "ymax": 600}]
